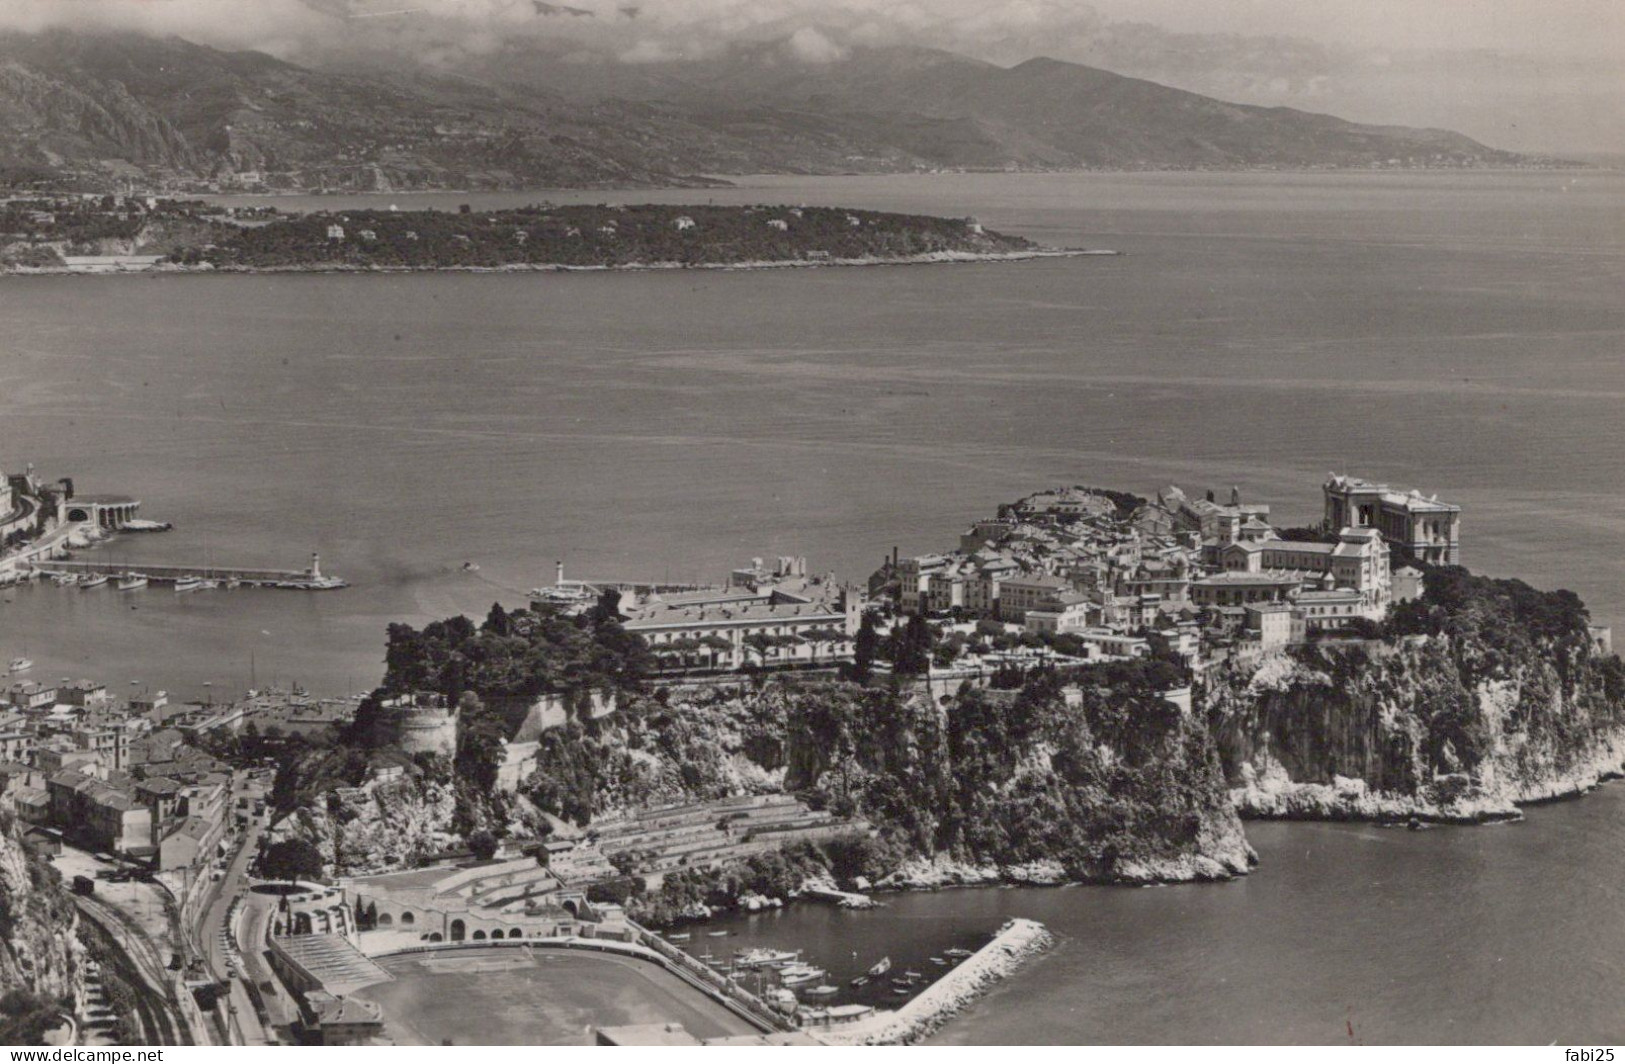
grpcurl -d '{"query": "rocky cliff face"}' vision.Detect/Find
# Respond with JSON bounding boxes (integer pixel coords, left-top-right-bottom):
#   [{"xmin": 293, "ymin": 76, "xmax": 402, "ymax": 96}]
[
  {"xmin": 0, "ymin": 815, "xmax": 83, "ymax": 1010},
  {"xmin": 518, "ymin": 668, "xmax": 1254, "ymax": 886},
  {"xmin": 1209, "ymin": 574, "xmax": 1625, "ymax": 822}
]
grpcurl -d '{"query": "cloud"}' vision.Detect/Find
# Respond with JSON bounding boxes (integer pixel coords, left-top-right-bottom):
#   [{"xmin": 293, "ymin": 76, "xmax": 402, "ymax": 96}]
[{"xmin": 786, "ymin": 26, "xmax": 845, "ymax": 63}]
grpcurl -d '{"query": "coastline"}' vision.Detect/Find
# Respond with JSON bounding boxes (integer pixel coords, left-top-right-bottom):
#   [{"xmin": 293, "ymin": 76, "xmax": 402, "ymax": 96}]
[
  {"xmin": 0, "ymin": 248, "xmax": 1112, "ymax": 279},
  {"xmin": 1230, "ymin": 728, "xmax": 1625, "ymax": 825}
]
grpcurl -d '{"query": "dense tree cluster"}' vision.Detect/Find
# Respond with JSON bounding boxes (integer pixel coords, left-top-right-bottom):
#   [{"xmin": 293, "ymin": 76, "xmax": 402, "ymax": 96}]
[{"xmin": 192, "ymin": 204, "xmax": 1031, "ymax": 270}]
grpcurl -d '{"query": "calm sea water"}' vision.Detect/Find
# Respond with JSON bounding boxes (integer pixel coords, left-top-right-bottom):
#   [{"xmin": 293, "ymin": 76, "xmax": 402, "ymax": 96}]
[
  {"xmin": 703, "ymin": 784, "xmax": 1625, "ymax": 1044},
  {"xmin": 4, "ymin": 170, "xmax": 1624, "ymax": 1042},
  {"xmin": 3, "ymin": 170, "xmax": 1623, "ymax": 700}
]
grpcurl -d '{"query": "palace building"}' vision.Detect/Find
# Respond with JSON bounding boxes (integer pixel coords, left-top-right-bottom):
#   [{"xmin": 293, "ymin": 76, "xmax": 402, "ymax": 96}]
[{"xmin": 1323, "ymin": 474, "xmax": 1461, "ymax": 566}]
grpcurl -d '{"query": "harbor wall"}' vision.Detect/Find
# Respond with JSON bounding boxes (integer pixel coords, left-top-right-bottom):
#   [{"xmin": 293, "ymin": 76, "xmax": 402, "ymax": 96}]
[{"xmin": 818, "ymin": 918, "xmax": 1054, "ymax": 1045}]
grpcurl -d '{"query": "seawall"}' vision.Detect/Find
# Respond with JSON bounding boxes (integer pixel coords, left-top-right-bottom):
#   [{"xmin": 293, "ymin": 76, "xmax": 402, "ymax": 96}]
[{"xmin": 817, "ymin": 918, "xmax": 1053, "ymax": 1045}]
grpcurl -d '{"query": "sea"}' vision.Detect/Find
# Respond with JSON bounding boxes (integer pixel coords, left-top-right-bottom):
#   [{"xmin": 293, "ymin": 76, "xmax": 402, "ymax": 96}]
[{"xmin": 3, "ymin": 169, "xmax": 1624, "ymax": 1042}]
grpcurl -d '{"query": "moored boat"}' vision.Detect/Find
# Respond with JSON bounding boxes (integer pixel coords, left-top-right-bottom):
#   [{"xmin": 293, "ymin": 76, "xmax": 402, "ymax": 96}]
[
  {"xmin": 803, "ymin": 984, "xmax": 839, "ymax": 998},
  {"xmin": 7, "ymin": 658, "xmax": 31, "ymax": 674},
  {"xmin": 80, "ymin": 573, "xmax": 109, "ymax": 589},
  {"xmin": 867, "ymin": 956, "xmax": 892, "ymax": 977},
  {"xmin": 944, "ymin": 947, "xmax": 973, "ymax": 959},
  {"xmin": 174, "ymin": 576, "xmax": 204, "ymax": 592},
  {"xmin": 117, "ymin": 573, "xmax": 147, "ymax": 591},
  {"xmin": 779, "ymin": 966, "xmax": 825, "ymax": 986}
]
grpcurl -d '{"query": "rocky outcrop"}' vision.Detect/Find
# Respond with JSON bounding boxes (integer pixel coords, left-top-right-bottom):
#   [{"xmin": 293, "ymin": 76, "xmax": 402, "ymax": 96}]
[
  {"xmin": 516, "ymin": 667, "xmax": 1255, "ymax": 887},
  {"xmin": 0, "ymin": 815, "xmax": 83, "ymax": 1010},
  {"xmin": 1210, "ymin": 604, "xmax": 1625, "ymax": 823}
]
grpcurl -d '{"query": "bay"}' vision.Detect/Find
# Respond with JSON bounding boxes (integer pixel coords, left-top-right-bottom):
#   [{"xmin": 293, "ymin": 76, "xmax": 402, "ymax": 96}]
[
  {"xmin": 2, "ymin": 170, "xmax": 1622, "ymax": 701},
  {"xmin": 3, "ymin": 168, "xmax": 1623, "ymax": 1044}
]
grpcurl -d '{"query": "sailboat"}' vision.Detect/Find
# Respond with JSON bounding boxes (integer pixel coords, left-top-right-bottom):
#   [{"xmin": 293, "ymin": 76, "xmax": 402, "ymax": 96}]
[
  {"xmin": 117, "ymin": 572, "xmax": 147, "ymax": 591},
  {"xmin": 80, "ymin": 573, "xmax": 109, "ymax": 589},
  {"xmin": 867, "ymin": 956, "xmax": 892, "ymax": 977}
]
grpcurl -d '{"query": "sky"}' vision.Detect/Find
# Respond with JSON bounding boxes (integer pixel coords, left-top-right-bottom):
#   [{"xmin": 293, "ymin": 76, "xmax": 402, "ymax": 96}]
[{"xmin": 2, "ymin": 0, "xmax": 1620, "ymax": 153}]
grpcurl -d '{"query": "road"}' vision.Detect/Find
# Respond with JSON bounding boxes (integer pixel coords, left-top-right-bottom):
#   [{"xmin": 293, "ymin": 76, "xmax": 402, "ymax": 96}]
[{"xmin": 197, "ymin": 814, "xmax": 275, "ymax": 1045}]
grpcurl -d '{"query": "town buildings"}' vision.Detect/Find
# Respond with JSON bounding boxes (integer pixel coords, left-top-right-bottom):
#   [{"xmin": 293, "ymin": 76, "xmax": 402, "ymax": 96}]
[
  {"xmin": 876, "ymin": 474, "xmax": 1463, "ymax": 667},
  {"xmin": 0, "ymin": 681, "xmax": 349, "ymax": 871}
]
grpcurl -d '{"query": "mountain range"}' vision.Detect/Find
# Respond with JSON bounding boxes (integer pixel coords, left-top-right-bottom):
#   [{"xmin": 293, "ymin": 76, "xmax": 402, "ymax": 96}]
[{"xmin": 0, "ymin": 29, "xmax": 1537, "ymax": 192}]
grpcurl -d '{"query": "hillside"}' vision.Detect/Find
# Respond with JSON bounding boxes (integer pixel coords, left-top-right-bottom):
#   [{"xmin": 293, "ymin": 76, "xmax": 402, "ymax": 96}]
[
  {"xmin": 0, "ymin": 30, "xmax": 1540, "ymax": 193},
  {"xmin": 0, "ymin": 30, "xmax": 721, "ymax": 192},
  {"xmin": 492, "ymin": 42, "xmax": 1534, "ymax": 172}
]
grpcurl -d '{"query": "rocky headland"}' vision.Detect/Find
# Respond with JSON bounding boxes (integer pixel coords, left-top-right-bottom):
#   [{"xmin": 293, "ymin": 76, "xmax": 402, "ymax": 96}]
[{"xmin": 1209, "ymin": 567, "xmax": 1625, "ymax": 823}]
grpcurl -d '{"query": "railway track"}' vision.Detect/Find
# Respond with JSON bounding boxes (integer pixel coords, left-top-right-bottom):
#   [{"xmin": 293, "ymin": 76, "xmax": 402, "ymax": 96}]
[{"xmin": 75, "ymin": 897, "xmax": 189, "ymax": 1045}]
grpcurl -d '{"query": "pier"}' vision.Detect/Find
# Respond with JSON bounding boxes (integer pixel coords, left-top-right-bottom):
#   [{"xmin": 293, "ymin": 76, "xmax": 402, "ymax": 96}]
[
  {"xmin": 26, "ymin": 552, "xmax": 346, "ymax": 590},
  {"xmin": 818, "ymin": 918, "xmax": 1053, "ymax": 1045}
]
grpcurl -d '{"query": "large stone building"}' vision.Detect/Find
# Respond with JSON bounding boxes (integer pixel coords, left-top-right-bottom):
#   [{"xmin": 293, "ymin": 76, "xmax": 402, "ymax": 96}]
[
  {"xmin": 605, "ymin": 559, "xmax": 862, "ymax": 672},
  {"xmin": 1323, "ymin": 474, "xmax": 1461, "ymax": 566},
  {"xmin": 1219, "ymin": 526, "xmax": 1391, "ymax": 616}
]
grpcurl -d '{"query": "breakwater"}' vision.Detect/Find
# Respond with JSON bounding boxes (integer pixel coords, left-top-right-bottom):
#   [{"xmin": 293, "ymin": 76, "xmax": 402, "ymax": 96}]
[{"xmin": 818, "ymin": 918, "xmax": 1053, "ymax": 1045}]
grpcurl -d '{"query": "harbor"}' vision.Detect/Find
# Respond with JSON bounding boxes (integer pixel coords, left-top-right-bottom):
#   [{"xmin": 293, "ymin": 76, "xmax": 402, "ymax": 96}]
[
  {"xmin": 23, "ymin": 553, "xmax": 347, "ymax": 591},
  {"xmin": 657, "ymin": 914, "xmax": 1052, "ymax": 1043}
]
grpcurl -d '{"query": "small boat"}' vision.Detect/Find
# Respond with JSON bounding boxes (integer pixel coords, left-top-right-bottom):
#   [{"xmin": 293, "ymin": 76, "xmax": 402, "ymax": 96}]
[
  {"xmin": 225, "ymin": 578, "xmax": 242, "ymax": 589},
  {"xmin": 930, "ymin": 957, "xmax": 947, "ymax": 966},
  {"xmin": 462, "ymin": 561, "xmax": 481, "ymax": 572},
  {"xmin": 903, "ymin": 969, "xmax": 923, "ymax": 980},
  {"xmin": 7, "ymin": 658, "xmax": 32, "ymax": 674},
  {"xmin": 736, "ymin": 948, "xmax": 799, "ymax": 969},
  {"xmin": 850, "ymin": 976, "xmax": 868, "ymax": 987},
  {"xmin": 867, "ymin": 956, "xmax": 891, "ymax": 977},
  {"xmin": 707, "ymin": 930, "xmax": 729, "ymax": 938},
  {"xmin": 667, "ymin": 932, "xmax": 690, "ymax": 942},
  {"xmin": 52, "ymin": 573, "xmax": 78, "ymax": 587},
  {"xmin": 80, "ymin": 573, "xmax": 109, "ymax": 589},
  {"xmin": 779, "ymin": 967, "xmax": 825, "ymax": 986},
  {"xmin": 944, "ymin": 948, "xmax": 973, "ymax": 959},
  {"xmin": 803, "ymin": 985, "xmax": 839, "ymax": 998},
  {"xmin": 890, "ymin": 978, "xmax": 914, "ymax": 988},
  {"xmin": 174, "ymin": 576, "xmax": 204, "ymax": 592},
  {"xmin": 117, "ymin": 574, "xmax": 147, "ymax": 591},
  {"xmin": 893, "ymin": 987, "xmax": 913, "ymax": 997}
]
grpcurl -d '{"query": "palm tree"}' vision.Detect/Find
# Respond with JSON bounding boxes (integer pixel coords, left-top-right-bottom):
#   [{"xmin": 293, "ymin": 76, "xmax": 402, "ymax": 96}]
[{"xmin": 743, "ymin": 632, "xmax": 775, "ymax": 669}]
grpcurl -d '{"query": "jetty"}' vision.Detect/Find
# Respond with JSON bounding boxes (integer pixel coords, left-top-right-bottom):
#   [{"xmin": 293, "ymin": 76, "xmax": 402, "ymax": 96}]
[
  {"xmin": 799, "ymin": 886, "xmax": 878, "ymax": 909},
  {"xmin": 26, "ymin": 552, "xmax": 346, "ymax": 591},
  {"xmin": 815, "ymin": 918, "xmax": 1052, "ymax": 1045}
]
